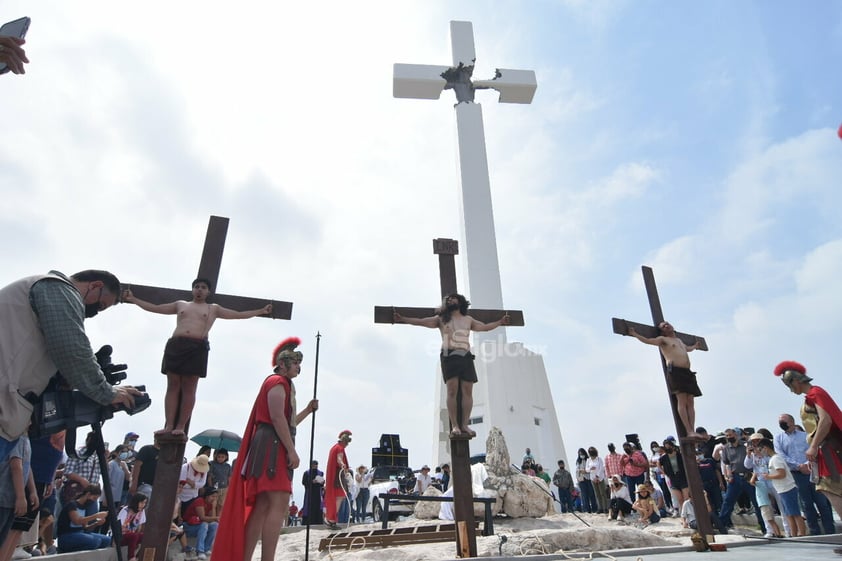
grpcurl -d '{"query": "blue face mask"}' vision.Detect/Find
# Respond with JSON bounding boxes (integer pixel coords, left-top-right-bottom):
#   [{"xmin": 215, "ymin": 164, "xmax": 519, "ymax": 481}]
[{"xmin": 119, "ymin": 452, "xmax": 129, "ymax": 460}]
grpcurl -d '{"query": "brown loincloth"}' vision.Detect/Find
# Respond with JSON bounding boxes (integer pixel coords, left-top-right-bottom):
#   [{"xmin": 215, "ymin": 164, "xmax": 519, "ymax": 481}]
[
  {"xmin": 440, "ymin": 350, "xmax": 478, "ymax": 383},
  {"xmin": 667, "ymin": 365, "xmax": 702, "ymax": 397},
  {"xmin": 161, "ymin": 336, "xmax": 210, "ymax": 378}
]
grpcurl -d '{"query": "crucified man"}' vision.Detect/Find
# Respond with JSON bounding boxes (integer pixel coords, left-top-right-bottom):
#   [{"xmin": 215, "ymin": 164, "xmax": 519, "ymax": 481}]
[
  {"xmin": 123, "ymin": 278, "xmax": 271, "ymax": 436},
  {"xmin": 394, "ymin": 293, "xmax": 509, "ymax": 438},
  {"xmin": 627, "ymin": 321, "xmax": 703, "ymax": 440}
]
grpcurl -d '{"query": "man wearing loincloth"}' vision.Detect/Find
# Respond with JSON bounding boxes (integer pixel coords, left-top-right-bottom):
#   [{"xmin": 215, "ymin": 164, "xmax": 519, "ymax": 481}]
[
  {"xmin": 627, "ymin": 321, "xmax": 703, "ymax": 439},
  {"xmin": 394, "ymin": 293, "xmax": 510, "ymax": 438},
  {"xmin": 123, "ymin": 278, "xmax": 271, "ymax": 436}
]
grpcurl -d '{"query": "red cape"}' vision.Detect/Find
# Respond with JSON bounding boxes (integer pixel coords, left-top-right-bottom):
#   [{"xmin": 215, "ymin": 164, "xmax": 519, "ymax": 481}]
[
  {"xmin": 807, "ymin": 385, "xmax": 842, "ymax": 477},
  {"xmin": 324, "ymin": 442, "xmax": 348, "ymax": 521},
  {"xmin": 213, "ymin": 374, "xmax": 288, "ymax": 561}
]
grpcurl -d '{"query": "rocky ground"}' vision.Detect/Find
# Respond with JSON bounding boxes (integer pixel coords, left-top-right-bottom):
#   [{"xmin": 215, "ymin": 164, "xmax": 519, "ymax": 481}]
[{"xmin": 196, "ymin": 510, "xmax": 765, "ymax": 561}]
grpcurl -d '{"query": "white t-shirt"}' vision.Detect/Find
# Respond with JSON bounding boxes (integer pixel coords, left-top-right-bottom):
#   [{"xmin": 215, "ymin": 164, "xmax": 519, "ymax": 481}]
[
  {"xmin": 680, "ymin": 499, "xmax": 695, "ymax": 525},
  {"xmin": 118, "ymin": 507, "xmax": 146, "ymax": 532},
  {"xmin": 767, "ymin": 454, "xmax": 796, "ymax": 494},
  {"xmin": 177, "ymin": 463, "xmax": 208, "ymax": 502},
  {"xmin": 415, "ymin": 472, "xmax": 432, "ymax": 493}
]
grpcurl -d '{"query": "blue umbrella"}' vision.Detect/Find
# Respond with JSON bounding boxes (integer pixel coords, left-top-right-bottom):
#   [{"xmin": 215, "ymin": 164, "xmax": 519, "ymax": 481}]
[{"xmin": 191, "ymin": 429, "xmax": 242, "ymax": 452}]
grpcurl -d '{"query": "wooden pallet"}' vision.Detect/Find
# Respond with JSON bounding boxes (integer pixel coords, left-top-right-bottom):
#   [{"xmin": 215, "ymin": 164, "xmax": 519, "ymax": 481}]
[{"xmin": 318, "ymin": 522, "xmax": 478, "ymax": 551}]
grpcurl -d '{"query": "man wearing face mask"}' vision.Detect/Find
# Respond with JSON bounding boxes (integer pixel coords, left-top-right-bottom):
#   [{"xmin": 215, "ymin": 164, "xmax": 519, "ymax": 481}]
[
  {"xmin": 0, "ymin": 270, "xmax": 142, "ymax": 462},
  {"xmin": 774, "ymin": 412, "xmax": 835, "ymax": 535},
  {"xmin": 717, "ymin": 427, "xmax": 765, "ymax": 533}
]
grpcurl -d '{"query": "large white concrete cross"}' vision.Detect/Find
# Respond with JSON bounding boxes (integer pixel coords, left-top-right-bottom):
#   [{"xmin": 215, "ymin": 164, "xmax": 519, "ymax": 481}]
[{"xmin": 393, "ymin": 21, "xmax": 536, "ymax": 345}]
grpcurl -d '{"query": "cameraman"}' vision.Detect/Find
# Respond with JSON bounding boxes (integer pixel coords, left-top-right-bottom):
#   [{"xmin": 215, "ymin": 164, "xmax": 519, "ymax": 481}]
[{"xmin": 0, "ymin": 270, "xmax": 143, "ymax": 462}]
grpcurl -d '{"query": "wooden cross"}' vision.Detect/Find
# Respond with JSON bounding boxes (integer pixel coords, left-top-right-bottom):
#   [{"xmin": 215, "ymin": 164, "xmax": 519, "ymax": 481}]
[
  {"xmin": 374, "ymin": 237, "xmax": 523, "ymax": 558},
  {"xmin": 373, "ymin": 238, "xmax": 524, "ymax": 326},
  {"xmin": 611, "ymin": 265, "xmax": 714, "ymax": 541},
  {"xmin": 125, "ymin": 215, "xmax": 292, "ymax": 318},
  {"xmin": 137, "ymin": 215, "xmax": 293, "ymax": 561}
]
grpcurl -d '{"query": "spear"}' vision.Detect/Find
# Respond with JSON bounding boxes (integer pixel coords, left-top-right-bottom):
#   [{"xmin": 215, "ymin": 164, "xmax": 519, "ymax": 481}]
[{"xmin": 304, "ymin": 332, "xmax": 321, "ymax": 561}]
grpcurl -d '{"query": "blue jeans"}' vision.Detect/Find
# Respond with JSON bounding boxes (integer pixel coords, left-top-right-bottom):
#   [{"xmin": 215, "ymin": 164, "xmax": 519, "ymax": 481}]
[
  {"xmin": 557, "ymin": 487, "xmax": 574, "ymax": 513},
  {"xmin": 579, "ymin": 480, "xmax": 597, "ymax": 513},
  {"xmin": 792, "ymin": 470, "xmax": 835, "ymax": 534},
  {"xmin": 624, "ymin": 473, "xmax": 645, "ymax": 494},
  {"xmin": 184, "ymin": 521, "xmax": 218, "ymax": 553},
  {"xmin": 58, "ymin": 531, "xmax": 111, "ymax": 552},
  {"xmin": 719, "ymin": 474, "xmax": 765, "ymax": 533},
  {"xmin": 0, "ymin": 436, "xmax": 19, "ymax": 464},
  {"xmin": 338, "ymin": 493, "xmax": 351, "ymax": 523},
  {"xmin": 355, "ymin": 488, "xmax": 370, "ymax": 522}
]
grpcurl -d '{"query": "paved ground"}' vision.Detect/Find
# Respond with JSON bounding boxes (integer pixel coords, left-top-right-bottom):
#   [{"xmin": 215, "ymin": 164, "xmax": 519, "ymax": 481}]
[
  {"xmin": 612, "ymin": 539, "xmax": 841, "ymax": 560},
  {"xmin": 522, "ymin": 535, "xmax": 842, "ymax": 561}
]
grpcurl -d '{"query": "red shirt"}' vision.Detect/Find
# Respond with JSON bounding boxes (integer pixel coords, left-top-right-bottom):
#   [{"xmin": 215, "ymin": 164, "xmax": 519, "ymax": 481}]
[
  {"xmin": 622, "ymin": 450, "xmax": 648, "ymax": 477},
  {"xmin": 183, "ymin": 497, "xmax": 207, "ymax": 525}
]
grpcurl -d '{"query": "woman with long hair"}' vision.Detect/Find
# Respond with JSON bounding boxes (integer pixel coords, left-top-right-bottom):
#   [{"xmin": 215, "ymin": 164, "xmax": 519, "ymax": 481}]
[
  {"xmin": 575, "ymin": 448, "xmax": 596, "ymax": 513},
  {"xmin": 117, "ymin": 492, "xmax": 147, "ymax": 561}
]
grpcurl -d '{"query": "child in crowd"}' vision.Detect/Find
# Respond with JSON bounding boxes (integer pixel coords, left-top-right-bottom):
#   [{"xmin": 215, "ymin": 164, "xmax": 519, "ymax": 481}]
[
  {"xmin": 632, "ymin": 484, "xmax": 661, "ymax": 527},
  {"xmin": 0, "ymin": 434, "xmax": 38, "ymax": 561},
  {"xmin": 755, "ymin": 438, "xmax": 805, "ymax": 537},
  {"xmin": 680, "ymin": 491, "xmax": 728, "ymax": 534},
  {"xmin": 117, "ymin": 493, "xmax": 147, "ymax": 561},
  {"xmin": 746, "ymin": 433, "xmax": 783, "ymax": 538},
  {"xmin": 207, "ymin": 449, "xmax": 232, "ymax": 511},
  {"xmin": 646, "ymin": 481, "xmax": 670, "ymax": 518}
]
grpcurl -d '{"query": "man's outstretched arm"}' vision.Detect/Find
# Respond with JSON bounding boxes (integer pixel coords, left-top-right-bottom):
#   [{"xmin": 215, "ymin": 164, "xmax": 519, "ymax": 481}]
[
  {"xmin": 393, "ymin": 312, "xmax": 439, "ymax": 328},
  {"xmin": 627, "ymin": 324, "xmax": 662, "ymax": 346},
  {"xmin": 215, "ymin": 303, "xmax": 272, "ymax": 319},
  {"xmin": 470, "ymin": 313, "xmax": 511, "ymax": 332},
  {"xmin": 122, "ymin": 288, "xmax": 179, "ymax": 314}
]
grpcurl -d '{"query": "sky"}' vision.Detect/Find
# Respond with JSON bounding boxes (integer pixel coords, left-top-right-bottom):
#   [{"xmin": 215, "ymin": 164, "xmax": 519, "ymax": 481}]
[{"xmin": 2, "ymin": 1, "xmax": 842, "ymax": 500}]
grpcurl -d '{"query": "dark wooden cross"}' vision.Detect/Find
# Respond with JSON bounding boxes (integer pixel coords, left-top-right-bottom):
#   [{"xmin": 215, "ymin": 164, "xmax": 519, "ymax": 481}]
[
  {"xmin": 136, "ymin": 215, "xmax": 293, "ymax": 561},
  {"xmin": 374, "ymin": 237, "xmax": 523, "ymax": 558},
  {"xmin": 611, "ymin": 265, "xmax": 714, "ymax": 541},
  {"xmin": 125, "ymin": 215, "xmax": 292, "ymax": 318},
  {"xmin": 373, "ymin": 238, "xmax": 524, "ymax": 326}
]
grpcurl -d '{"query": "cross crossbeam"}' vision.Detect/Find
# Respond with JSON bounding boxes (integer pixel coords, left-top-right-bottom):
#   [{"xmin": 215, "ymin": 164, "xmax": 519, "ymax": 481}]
[{"xmin": 125, "ymin": 216, "xmax": 292, "ymax": 319}]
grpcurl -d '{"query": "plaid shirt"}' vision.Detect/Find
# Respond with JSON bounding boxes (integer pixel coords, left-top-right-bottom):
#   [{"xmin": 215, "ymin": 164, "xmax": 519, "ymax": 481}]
[
  {"xmin": 65, "ymin": 446, "xmax": 101, "ymax": 485},
  {"xmin": 604, "ymin": 452, "xmax": 624, "ymax": 479},
  {"xmin": 30, "ymin": 271, "xmax": 115, "ymax": 405}
]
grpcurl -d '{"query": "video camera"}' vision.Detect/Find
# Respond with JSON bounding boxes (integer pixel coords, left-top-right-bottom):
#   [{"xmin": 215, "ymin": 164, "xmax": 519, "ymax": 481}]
[{"xmin": 29, "ymin": 344, "xmax": 151, "ymax": 439}]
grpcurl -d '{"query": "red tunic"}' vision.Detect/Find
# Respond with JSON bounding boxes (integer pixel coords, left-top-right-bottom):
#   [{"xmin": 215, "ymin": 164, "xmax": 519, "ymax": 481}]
[
  {"xmin": 324, "ymin": 442, "xmax": 349, "ymax": 521},
  {"xmin": 214, "ymin": 373, "xmax": 294, "ymax": 561},
  {"xmin": 805, "ymin": 385, "xmax": 842, "ymax": 478}
]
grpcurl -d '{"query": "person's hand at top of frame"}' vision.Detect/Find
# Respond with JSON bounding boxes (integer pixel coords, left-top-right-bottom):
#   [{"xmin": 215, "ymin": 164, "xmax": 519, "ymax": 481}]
[
  {"xmin": 0, "ymin": 36, "xmax": 28, "ymax": 75},
  {"xmin": 500, "ymin": 313, "xmax": 511, "ymax": 326}
]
